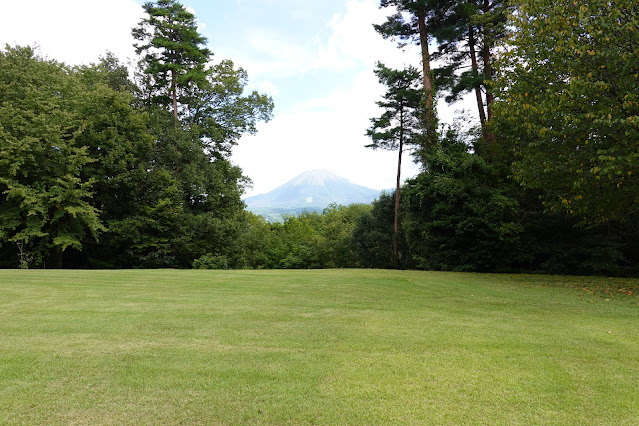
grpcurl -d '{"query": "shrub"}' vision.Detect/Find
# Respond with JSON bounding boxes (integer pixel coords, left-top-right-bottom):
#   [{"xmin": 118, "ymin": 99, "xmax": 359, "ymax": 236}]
[{"xmin": 192, "ymin": 254, "xmax": 229, "ymax": 270}]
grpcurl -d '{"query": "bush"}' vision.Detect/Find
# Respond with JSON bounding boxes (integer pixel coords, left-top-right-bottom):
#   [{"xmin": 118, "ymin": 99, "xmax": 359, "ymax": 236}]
[{"xmin": 192, "ymin": 254, "xmax": 229, "ymax": 270}]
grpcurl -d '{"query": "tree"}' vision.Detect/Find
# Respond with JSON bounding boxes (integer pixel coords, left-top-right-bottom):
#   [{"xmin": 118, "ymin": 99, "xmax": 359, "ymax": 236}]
[
  {"xmin": 320, "ymin": 203, "xmax": 372, "ymax": 268},
  {"xmin": 130, "ymin": 3, "xmax": 273, "ymax": 268},
  {"xmin": 132, "ymin": 0, "xmax": 211, "ymax": 121},
  {"xmin": 0, "ymin": 46, "xmax": 106, "ymax": 267},
  {"xmin": 430, "ymin": 0, "xmax": 510, "ymax": 142},
  {"xmin": 367, "ymin": 63, "xmax": 423, "ymax": 268},
  {"xmin": 186, "ymin": 59, "xmax": 274, "ymax": 158},
  {"xmin": 376, "ymin": 0, "xmax": 441, "ymax": 146},
  {"xmin": 402, "ymin": 129, "xmax": 523, "ymax": 271},
  {"xmin": 493, "ymin": 0, "xmax": 639, "ymax": 224},
  {"xmin": 352, "ymin": 192, "xmax": 399, "ymax": 269}
]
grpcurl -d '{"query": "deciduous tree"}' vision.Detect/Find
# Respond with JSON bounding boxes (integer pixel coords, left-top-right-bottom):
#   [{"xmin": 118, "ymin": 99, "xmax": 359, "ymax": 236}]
[
  {"xmin": 493, "ymin": 0, "xmax": 639, "ymax": 223},
  {"xmin": 0, "ymin": 46, "xmax": 106, "ymax": 267}
]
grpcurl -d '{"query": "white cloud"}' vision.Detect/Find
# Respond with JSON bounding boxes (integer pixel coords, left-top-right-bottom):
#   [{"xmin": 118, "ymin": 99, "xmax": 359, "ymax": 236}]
[
  {"xmin": 0, "ymin": 0, "xmax": 143, "ymax": 65},
  {"xmin": 256, "ymin": 80, "xmax": 280, "ymax": 96},
  {"xmin": 318, "ymin": 0, "xmax": 417, "ymax": 71},
  {"xmin": 222, "ymin": 0, "xmax": 417, "ymax": 80}
]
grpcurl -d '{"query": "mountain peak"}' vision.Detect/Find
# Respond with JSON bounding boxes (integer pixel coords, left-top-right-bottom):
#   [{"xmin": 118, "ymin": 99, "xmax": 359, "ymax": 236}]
[
  {"xmin": 289, "ymin": 169, "xmax": 347, "ymax": 187},
  {"xmin": 245, "ymin": 169, "xmax": 381, "ymax": 221}
]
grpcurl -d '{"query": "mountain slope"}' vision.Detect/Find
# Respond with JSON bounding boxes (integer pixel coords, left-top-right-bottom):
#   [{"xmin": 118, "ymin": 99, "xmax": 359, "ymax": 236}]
[{"xmin": 245, "ymin": 170, "xmax": 381, "ymax": 217}]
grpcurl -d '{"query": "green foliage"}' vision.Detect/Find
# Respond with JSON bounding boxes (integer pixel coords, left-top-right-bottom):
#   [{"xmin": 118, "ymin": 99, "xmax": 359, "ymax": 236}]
[
  {"xmin": 430, "ymin": 0, "xmax": 510, "ymax": 129},
  {"xmin": 376, "ymin": 0, "xmax": 439, "ymax": 46},
  {"xmin": 0, "ymin": 32, "xmax": 271, "ymax": 269},
  {"xmin": 351, "ymin": 193, "xmax": 397, "ymax": 269},
  {"xmin": 236, "ymin": 204, "xmax": 372, "ymax": 269},
  {"xmin": 132, "ymin": 0, "xmax": 211, "ymax": 118},
  {"xmin": 321, "ymin": 203, "xmax": 372, "ymax": 268},
  {"xmin": 0, "ymin": 46, "xmax": 107, "ymax": 267},
  {"xmin": 493, "ymin": 0, "xmax": 639, "ymax": 223},
  {"xmin": 192, "ymin": 253, "xmax": 229, "ymax": 270},
  {"xmin": 402, "ymin": 130, "xmax": 523, "ymax": 271},
  {"xmin": 376, "ymin": 0, "xmax": 438, "ymax": 145},
  {"xmin": 366, "ymin": 62, "xmax": 424, "ymax": 153},
  {"xmin": 188, "ymin": 59, "xmax": 274, "ymax": 157},
  {"xmin": 367, "ymin": 63, "xmax": 425, "ymax": 267},
  {"xmin": 234, "ymin": 212, "xmax": 276, "ymax": 269}
]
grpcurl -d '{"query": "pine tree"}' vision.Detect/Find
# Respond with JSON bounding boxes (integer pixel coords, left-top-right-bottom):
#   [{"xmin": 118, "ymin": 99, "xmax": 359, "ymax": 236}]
[
  {"xmin": 366, "ymin": 63, "xmax": 424, "ymax": 268},
  {"xmin": 132, "ymin": 0, "xmax": 211, "ymax": 121},
  {"xmin": 431, "ymin": 0, "xmax": 509, "ymax": 143},
  {"xmin": 375, "ymin": 0, "xmax": 441, "ymax": 148}
]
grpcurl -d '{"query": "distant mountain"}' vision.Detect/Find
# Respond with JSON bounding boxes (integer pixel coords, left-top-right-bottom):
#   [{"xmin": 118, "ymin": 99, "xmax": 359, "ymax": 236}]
[{"xmin": 245, "ymin": 170, "xmax": 382, "ymax": 221}]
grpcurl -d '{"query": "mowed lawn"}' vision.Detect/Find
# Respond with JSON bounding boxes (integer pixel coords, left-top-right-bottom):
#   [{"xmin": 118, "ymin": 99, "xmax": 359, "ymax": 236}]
[{"xmin": 1, "ymin": 270, "xmax": 638, "ymax": 424}]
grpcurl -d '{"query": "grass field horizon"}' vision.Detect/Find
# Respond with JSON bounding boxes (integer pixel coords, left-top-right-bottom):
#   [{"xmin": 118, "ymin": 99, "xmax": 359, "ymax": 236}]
[{"xmin": 1, "ymin": 269, "xmax": 638, "ymax": 424}]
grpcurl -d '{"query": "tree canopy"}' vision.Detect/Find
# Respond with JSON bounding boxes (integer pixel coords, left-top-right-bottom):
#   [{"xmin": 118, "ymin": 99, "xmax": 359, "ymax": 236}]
[
  {"xmin": 493, "ymin": 0, "xmax": 639, "ymax": 224},
  {"xmin": 0, "ymin": 1, "xmax": 273, "ymax": 268}
]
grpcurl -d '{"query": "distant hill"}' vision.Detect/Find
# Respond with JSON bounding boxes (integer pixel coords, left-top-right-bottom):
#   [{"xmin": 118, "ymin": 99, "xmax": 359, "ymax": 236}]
[{"xmin": 245, "ymin": 170, "xmax": 382, "ymax": 221}]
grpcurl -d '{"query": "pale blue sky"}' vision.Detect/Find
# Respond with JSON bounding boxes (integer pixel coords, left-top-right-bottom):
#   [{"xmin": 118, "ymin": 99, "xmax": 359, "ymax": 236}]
[{"xmin": 1, "ymin": 0, "xmax": 473, "ymax": 196}]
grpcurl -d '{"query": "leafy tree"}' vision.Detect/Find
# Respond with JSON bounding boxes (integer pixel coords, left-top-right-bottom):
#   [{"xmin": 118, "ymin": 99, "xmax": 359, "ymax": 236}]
[
  {"xmin": 352, "ymin": 192, "xmax": 399, "ymax": 269},
  {"xmin": 185, "ymin": 59, "xmax": 274, "ymax": 158},
  {"xmin": 402, "ymin": 129, "xmax": 523, "ymax": 271},
  {"xmin": 235, "ymin": 205, "xmax": 371, "ymax": 270},
  {"xmin": 192, "ymin": 253, "xmax": 229, "ymax": 269},
  {"xmin": 401, "ymin": 129, "xmax": 630, "ymax": 274},
  {"xmin": 367, "ymin": 62, "xmax": 424, "ymax": 268},
  {"xmin": 0, "ymin": 46, "xmax": 106, "ymax": 268},
  {"xmin": 69, "ymin": 57, "xmax": 159, "ymax": 267},
  {"xmin": 493, "ymin": 0, "xmax": 639, "ymax": 223},
  {"xmin": 320, "ymin": 203, "xmax": 372, "ymax": 268},
  {"xmin": 235, "ymin": 212, "xmax": 278, "ymax": 269},
  {"xmin": 514, "ymin": 191, "xmax": 629, "ymax": 276},
  {"xmin": 130, "ymin": 2, "xmax": 272, "ymax": 268},
  {"xmin": 132, "ymin": 0, "xmax": 211, "ymax": 121}
]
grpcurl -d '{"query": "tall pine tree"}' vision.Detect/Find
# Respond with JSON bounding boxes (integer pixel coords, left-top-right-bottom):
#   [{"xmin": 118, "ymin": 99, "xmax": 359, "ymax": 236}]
[
  {"xmin": 376, "ymin": 0, "xmax": 442, "ymax": 148},
  {"xmin": 132, "ymin": 0, "xmax": 211, "ymax": 122},
  {"xmin": 366, "ymin": 63, "xmax": 424, "ymax": 268}
]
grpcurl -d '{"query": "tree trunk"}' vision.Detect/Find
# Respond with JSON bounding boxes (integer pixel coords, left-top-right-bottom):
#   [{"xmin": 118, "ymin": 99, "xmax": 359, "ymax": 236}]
[
  {"xmin": 393, "ymin": 106, "xmax": 404, "ymax": 269},
  {"xmin": 480, "ymin": 0, "xmax": 497, "ymax": 153},
  {"xmin": 171, "ymin": 68, "xmax": 178, "ymax": 122},
  {"xmin": 469, "ymin": 26, "xmax": 487, "ymax": 131},
  {"xmin": 417, "ymin": 9, "xmax": 437, "ymax": 147},
  {"xmin": 170, "ymin": 50, "xmax": 178, "ymax": 126},
  {"xmin": 482, "ymin": 0, "xmax": 494, "ymax": 122}
]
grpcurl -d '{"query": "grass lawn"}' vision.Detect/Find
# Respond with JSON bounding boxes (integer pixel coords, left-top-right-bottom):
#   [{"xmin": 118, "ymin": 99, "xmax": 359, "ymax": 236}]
[{"xmin": 1, "ymin": 269, "xmax": 638, "ymax": 424}]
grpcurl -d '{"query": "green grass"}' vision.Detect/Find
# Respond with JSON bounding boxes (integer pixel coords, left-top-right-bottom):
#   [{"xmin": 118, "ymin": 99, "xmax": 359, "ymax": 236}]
[{"xmin": 1, "ymin": 269, "xmax": 638, "ymax": 424}]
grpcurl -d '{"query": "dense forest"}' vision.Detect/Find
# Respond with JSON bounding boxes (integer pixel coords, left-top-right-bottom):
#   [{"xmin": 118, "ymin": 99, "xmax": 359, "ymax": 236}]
[{"xmin": 1, "ymin": 0, "xmax": 638, "ymax": 275}]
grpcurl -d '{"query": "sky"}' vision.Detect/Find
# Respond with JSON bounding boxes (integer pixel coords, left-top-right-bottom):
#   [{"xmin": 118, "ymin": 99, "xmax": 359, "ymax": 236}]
[{"xmin": 0, "ymin": 0, "xmax": 475, "ymax": 197}]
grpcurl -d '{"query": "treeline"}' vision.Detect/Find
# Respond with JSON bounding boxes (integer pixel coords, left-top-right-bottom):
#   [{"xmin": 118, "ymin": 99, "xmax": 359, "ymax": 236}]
[
  {"xmin": 235, "ymin": 145, "xmax": 639, "ymax": 275},
  {"xmin": 351, "ymin": 0, "xmax": 639, "ymax": 276}
]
